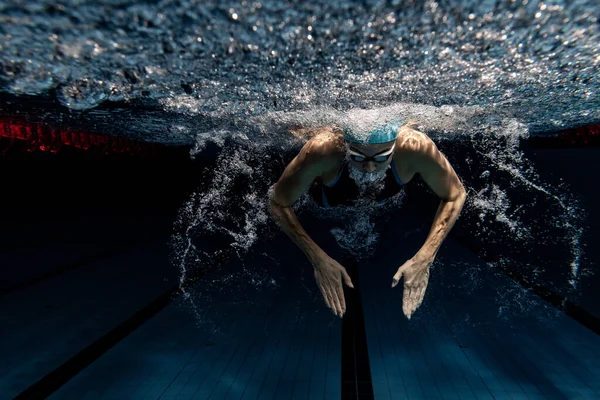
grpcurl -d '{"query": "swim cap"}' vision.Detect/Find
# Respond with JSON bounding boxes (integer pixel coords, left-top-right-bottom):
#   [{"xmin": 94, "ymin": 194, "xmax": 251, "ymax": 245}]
[{"xmin": 343, "ymin": 121, "xmax": 401, "ymax": 144}]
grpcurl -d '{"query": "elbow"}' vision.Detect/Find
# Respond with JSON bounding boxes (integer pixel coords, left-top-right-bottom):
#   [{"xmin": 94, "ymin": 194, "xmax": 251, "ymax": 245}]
[
  {"xmin": 268, "ymin": 190, "xmax": 288, "ymax": 218},
  {"xmin": 268, "ymin": 197, "xmax": 280, "ymax": 217},
  {"xmin": 457, "ymin": 185, "xmax": 467, "ymax": 211},
  {"xmin": 459, "ymin": 185, "xmax": 467, "ymax": 202},
  {"xmin": 268, "ymin": 194, "xmax": 280, "ymax": 215},
  {"xmin": 445, "ymin": 184, "xmax": 467, "ymax": 208},
  {"xmin": 445, "ymin": 183, "xmax": 467, "ymax": 204}
]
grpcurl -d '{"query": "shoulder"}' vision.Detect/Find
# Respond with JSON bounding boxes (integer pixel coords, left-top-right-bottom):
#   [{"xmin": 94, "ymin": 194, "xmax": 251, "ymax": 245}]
[
  {"xmin": 396, "ymin": 126, "xmax": 436, "ymax": 153},
  {"xmin": 393, "ymin": 126, "xmax": 435, "ymax": 162},
  {"xmin": 299, "ymin": 128, "xmax": 345, "ymax": 169}
]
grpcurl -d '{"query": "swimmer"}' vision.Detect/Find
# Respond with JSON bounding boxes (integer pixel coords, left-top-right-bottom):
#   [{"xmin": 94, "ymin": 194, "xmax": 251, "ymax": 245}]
[{"xmin": 269, "ymin": 120, "xmax": 467, "ymax": 319}]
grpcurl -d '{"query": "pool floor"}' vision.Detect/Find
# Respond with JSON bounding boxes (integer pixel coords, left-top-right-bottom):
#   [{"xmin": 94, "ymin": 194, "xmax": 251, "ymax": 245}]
[{"xmin": 1, "ymin": 217, "xmax": 599, "ymax": 400}]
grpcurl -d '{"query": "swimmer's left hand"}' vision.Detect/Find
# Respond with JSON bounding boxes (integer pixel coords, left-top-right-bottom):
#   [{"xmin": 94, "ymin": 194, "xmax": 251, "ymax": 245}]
[{"xmin": 391, "ymin": 255, "xmax": 433, "ymax": 319}]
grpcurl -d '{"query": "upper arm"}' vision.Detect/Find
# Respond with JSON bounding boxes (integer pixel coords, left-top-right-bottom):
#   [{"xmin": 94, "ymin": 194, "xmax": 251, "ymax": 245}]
[
  {"xmin": 271, "ymin": 139, "xmax": 330, "ymax": 207},
  {"xmin": 412, "ymin": 135, "xmax": 465, "ymax": 201}
]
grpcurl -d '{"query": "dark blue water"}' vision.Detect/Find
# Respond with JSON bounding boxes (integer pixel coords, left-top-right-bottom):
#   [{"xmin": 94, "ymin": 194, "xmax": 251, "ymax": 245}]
[{"xmin": 1, "ymin": 1, "xmax": 599, "ymax": 399}]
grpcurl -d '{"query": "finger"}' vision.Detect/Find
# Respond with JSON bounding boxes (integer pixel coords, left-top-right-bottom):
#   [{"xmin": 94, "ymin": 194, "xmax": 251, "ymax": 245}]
[
  {"xmin": 319, "ymin": 283, "xmax": 333, "ymax": 311},
  {"xmin": 392, "ymin": 268, "xmax": 404, "ymax": 288},
  {"xmin": 325, "ymin": 285, "xmax": 340, "ymax": 317},
  {"xmin": 403, "ymin": 285, "xmax": 413, "ymax": 317},
  {"xmin": 404, "ymin": 298, "xmax": 416, "ymax": 320},
  {"xmin": 341, "ymin": 268, "xmax": 354, "ymax": 289},
  {"xmin": 336, "ymin": 281, "xmax": 346, "ymax": 316},
  {"xmin": 408, "ymin": 285, "xmax": 425, "ymax": 316},
  {"xmin": 330, "ymin": 282, "xmax": 343, "ymax": 317},
  {"xmin": 403, "ymin": 301, "xmax": 412, "ymax": 320},
  {"xmin": 403, "ymin": 284, "xmax": 412, "ymax": 305},
  {"xmin": 321, "ymin": 289, "xmax": 331, "ymax": 308},
  {"xmin": 409, "ymin": 289, "xmax": 419, "ymax": 316},
  {"xmin": 416, "ymin": 285, "xmax": 427, "ymax": 308}
]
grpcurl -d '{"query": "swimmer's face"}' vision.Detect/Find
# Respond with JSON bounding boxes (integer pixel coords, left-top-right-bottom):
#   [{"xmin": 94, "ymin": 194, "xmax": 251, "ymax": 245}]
[{"xmin": 345, "ymin": 140, "xmax": 396, "ymax": 174}]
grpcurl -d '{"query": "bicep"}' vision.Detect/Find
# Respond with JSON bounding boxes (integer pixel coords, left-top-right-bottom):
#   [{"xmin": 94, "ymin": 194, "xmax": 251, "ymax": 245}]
[
  {"xmin": 272, "ymin": 144, "xmax": 323, "ymax": 207},
  {"xmin": 416, "ymin": 140, "xmax": 464, "ymax": 201}
]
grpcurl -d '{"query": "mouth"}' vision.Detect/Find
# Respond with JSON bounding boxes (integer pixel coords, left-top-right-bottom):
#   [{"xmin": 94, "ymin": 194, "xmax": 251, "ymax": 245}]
[{"xmin": 349, "ymin": 165, "xmax": 387, "ymax": 184}]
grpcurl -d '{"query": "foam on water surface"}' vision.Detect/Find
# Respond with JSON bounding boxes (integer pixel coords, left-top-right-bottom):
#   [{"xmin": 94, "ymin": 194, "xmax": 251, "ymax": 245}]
[{"xmin": 0, "ymin": 0, "xmax": 598, "ymax": 139}]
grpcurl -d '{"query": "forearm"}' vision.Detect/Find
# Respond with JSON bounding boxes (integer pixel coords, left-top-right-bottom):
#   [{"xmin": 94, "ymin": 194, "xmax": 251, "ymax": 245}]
[
  {"xmin": 417, "ymin": 189, "xmax": 467, "ymax": 260},
  {"xmin": 269, "ymin": 198, "xmax": 325, "ymax": 265}
]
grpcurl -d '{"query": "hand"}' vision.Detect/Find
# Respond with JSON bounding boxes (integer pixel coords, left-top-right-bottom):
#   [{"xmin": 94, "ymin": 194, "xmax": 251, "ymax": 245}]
[
  {"xmin": 313, "ymin": 254, "xmax": 354, "ymax": 318},
  {"xmin": 391, "ymin": 255, "xmax": 433, "ymax": 319}
]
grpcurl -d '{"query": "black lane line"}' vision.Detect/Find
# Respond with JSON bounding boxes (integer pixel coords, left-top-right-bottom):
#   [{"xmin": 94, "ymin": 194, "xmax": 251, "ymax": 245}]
[
  {"xmin": 14, "ymin": 285, "xmax": 181, "ymax": 400},
  {"xmin": 457, "ymin": 240, "xmax": 600, "ymax": 336},
  {"xmin": 501, "ymin": 268, "xmax": 600, "ymax": 336},
  {"xmin": 563, "ymin": 301, "xmax": 600, "ymax": 335},
  {"xmin": 341, "ymin": 256, "xmax": 375, "ymax": 400}
]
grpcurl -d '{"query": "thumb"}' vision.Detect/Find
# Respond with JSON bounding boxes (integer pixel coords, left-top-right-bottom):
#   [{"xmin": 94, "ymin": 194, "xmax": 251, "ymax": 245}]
[
  {"xmin": 392, "ymin": 266, "xmax": 405, "ymax": 288},
  {"xmin": 341, "ymin": 268, "xmax": 354, "ymax": 289}
]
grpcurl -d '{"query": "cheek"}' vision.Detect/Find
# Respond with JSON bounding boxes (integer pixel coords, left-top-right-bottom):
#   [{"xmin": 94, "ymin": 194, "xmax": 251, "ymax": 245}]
[
  {"xmin": 375, "ymin": 161, "xmax": 391, "ymax": 172},
  {"xmin": 348, "ymin": 160, "xmax": 363, "ymax": 170}
]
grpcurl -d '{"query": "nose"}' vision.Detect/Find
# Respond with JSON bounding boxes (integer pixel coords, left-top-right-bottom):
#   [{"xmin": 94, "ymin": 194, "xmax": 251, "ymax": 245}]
[{"xmin": 363, "ymin": 162, "xmax": 376, "ymax": 173}]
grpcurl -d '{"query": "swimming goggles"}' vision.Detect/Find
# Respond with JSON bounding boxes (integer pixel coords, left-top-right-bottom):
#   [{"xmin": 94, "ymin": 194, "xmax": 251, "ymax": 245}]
[{"xmin": 347, "ymin": 143, "xmax": 395, "ymax": 163}]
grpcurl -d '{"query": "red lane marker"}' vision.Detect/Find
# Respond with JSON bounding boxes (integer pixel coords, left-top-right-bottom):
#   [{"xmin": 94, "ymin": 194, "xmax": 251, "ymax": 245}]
[
  {"xmin": 0, "ymin": 120, "xmax": 160, "ymax": 156},
  {"xmin": 531, "ymin": 124, "xmax": 600, "ymax": 147}
]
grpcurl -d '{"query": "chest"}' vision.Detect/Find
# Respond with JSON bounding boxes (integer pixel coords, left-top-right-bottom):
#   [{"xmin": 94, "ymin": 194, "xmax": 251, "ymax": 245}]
[{"xmin": 320, "ymin": 163, "xmax": 343, "ymax": 186}]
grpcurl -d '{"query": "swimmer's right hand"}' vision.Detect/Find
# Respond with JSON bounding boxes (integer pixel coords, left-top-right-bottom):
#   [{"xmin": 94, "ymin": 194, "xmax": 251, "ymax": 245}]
[{"xmin": 313, "ymin": 255, "xmax": 354, "ymax": 318}]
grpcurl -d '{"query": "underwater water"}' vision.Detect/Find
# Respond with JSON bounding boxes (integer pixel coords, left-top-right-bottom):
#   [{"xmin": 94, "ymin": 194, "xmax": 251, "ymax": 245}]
[{"xmin": 1, "ymin": 0, "xmax": 600, "ymax": 399}]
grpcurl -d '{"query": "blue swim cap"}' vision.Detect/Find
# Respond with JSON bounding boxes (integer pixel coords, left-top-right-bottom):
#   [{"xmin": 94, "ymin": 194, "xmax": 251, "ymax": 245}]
[{"xmin": 343, "ymin": 121, "xmax": 401, "ymax": 144}]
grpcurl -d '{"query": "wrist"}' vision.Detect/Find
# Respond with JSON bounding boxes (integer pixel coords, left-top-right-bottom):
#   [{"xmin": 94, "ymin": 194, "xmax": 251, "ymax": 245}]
[
  {"xmin": 415, "ymin": 250, "xmax": 435, "ymax": 263},
  {"xmin": 307, "ymin": 247, "xmax": 326, "ymax": 266}
]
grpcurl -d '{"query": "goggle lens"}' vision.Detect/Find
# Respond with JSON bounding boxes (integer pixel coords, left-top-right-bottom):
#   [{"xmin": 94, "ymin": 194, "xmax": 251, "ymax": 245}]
[{"xmin": 350, "ymin": 154, "xmax": 391, "ymax": 163}]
